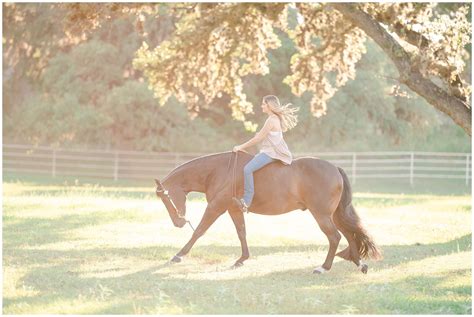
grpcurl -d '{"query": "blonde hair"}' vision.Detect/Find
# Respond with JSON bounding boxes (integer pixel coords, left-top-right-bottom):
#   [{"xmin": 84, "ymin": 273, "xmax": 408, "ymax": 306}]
[{"xmin": 263, "ymin": 95, "xmax": 299, "ymax": 132}]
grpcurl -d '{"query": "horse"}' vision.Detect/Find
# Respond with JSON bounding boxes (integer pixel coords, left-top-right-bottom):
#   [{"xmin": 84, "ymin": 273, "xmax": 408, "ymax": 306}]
[{"xmin": 154, "ymin": 151, "xmax": 381, "ymax": 274}]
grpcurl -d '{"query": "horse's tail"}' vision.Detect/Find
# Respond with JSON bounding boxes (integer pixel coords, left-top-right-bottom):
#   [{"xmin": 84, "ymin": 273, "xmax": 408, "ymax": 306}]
[{"xmin": 334, "ymin": 167, "xmax": 382, "ymax": 261}]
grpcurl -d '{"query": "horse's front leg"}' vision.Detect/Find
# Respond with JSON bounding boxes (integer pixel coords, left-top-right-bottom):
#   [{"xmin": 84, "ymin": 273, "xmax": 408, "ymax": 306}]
[
  {"xmin": 228, "ymin": 207, "xmax": 249, "ymax": 268},
  {"xmin": 171, "ymin": 198, "xmax": 227, "ymax": 263}
]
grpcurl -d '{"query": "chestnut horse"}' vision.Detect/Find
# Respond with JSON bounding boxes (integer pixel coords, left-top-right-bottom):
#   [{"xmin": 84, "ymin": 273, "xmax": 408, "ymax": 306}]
[{"xmin": 154, "ymin": 151, "xmax": 381, "ymax": 274}]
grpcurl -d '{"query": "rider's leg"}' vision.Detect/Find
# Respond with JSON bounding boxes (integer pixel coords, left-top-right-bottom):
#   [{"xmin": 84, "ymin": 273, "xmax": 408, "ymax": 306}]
[{"xmin": 242, "ymin": 152, "xmax": 275, "ymax": 207}]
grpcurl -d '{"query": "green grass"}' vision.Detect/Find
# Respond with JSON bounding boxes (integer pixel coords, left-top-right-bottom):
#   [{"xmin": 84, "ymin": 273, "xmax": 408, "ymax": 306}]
[{"xmin": 3, "ymin": 173, "xmax": 472, "ymax": 314}]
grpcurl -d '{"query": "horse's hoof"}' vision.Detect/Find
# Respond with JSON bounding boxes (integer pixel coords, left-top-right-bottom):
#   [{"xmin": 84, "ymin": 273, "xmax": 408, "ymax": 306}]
[
  {"xmin": 170, "ymin": 255, "xmax": 182, "ymax": 263},
  {"xmin": 313, "ymin": 266, "xmax": 327, "ymax": 274},
  {"xmin": 232, "ymin": 261, "xmax": 244, "ymax": 269},
  {"xmin": 360, "ymin": 264, "xmax": 368, "ymax": 274}
]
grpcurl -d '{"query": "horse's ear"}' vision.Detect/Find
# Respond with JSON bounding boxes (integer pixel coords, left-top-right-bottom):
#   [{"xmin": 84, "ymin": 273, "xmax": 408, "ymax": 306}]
[{"xmin": 154, "ymin": 179, "xmax": 161, "ymax": 186}]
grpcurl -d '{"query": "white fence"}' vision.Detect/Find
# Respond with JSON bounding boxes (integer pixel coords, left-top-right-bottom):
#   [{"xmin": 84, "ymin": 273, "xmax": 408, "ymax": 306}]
[{"xmin": 3, "ymin": 144, "xmax": 471, "ymax": 186}]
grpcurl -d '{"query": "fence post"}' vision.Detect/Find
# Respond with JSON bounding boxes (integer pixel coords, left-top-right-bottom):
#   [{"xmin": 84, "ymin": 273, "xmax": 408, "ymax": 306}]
[
  {"xmin": 466, "ymin": 154, "xmax": 470, "ymax": 186},
  {"xmin": 410, "ymin": 152, "xmax": 414, "ymax": 186},
  {"xmin": 114, "ymin": 151, "xmax": 119, "ymax": 181},
  {"xmin": 352, "ymin": 153, "xmax": 357, "ymax": 184},
  {"xmin": 52, "ymin": 150, "xmax": 56, "ymax": 178}
]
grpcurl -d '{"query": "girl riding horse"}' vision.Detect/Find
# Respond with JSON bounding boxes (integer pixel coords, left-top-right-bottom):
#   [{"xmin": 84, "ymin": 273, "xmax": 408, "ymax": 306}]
[{"xmin": 233, "ymin": 95, "xmax": 298, "ymax": 213}]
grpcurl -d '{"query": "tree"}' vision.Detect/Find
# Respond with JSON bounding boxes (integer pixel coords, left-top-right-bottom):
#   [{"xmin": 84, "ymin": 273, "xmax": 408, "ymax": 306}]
[
  {"xmin": 333, "ymin": 3, "xmax": 471, "ymax": 135},
  {"xmin": 2, "ymin": 3, "xmax": 75, "ymax": 114},
  {"xmin": 3, "ymin": 3, "xmax": 470, "ymax": 152},
  {"xmin": 3, "ymin": 6, "xmax": 234, "ymax": 152},
  {"xmin": 132, "ymin": 3, "xmax": 471, "ymax": 135}
]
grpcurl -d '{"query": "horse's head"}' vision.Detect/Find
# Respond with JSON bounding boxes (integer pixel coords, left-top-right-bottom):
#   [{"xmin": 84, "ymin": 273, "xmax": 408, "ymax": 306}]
[{"xmin": 155, "ymin": 179, "xmax": 187, "ymax": 228}]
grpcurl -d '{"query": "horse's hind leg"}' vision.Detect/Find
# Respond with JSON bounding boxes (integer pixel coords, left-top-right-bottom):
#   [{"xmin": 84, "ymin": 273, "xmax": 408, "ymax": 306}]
[
  {"xmin": 228, "ymin": 207, "xmax": 249, "ymax": 267},
  {"xmin": 333, "ymin": 222, "xmax": 369, "ymax": 274},
  {"xmin": 309, "ymin": 209, "xmax": 341, "ymax": 273},
  {"xmin": 333, "ymin": 217, "xmax": 365, "ymax": 270}
]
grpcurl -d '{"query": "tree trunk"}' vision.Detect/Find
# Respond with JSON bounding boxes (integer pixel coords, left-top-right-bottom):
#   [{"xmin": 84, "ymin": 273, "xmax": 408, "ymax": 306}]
[{"xmin": 333, "ymin": 3, "xmax": 471, "ymax": 136}]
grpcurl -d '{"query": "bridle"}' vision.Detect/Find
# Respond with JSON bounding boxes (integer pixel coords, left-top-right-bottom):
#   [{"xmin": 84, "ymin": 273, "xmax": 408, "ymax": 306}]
[
  {"xmin": 156, "ymin": 186, "xmax": 195, "ymax": 232},
  {"xmin": 156, "ymin": 151, "xmax": 239, "ymax": 232}
]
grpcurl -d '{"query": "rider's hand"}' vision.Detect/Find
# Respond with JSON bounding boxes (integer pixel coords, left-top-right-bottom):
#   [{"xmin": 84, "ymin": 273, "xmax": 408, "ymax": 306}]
[{"xmin": 233, "ymin": 145, "xmax": 242, "ymax": 152}]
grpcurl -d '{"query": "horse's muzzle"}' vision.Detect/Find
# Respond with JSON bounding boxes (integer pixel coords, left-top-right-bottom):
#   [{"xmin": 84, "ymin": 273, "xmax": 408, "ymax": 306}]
[{"xmin": 174, "ymin": 218, "xmax": 187, "ymax": 228}]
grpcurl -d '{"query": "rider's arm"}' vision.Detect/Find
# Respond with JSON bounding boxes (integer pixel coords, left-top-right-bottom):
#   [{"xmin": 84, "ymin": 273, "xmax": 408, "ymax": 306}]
[{"xmin": 238, "ymin": 117, "xmax": 276, "ymax": 150}]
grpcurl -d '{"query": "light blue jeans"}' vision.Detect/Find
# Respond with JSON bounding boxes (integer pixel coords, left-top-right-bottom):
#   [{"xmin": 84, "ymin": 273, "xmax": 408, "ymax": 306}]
[{"xmin": 243, "ymin": 152, "xmax": 275, "ymax": 206}]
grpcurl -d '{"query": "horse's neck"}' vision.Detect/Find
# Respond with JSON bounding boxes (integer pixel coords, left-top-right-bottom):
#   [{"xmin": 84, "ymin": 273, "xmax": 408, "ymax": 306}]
[{"xmin": 163, "ymin": 153, "xmax": 231, "ymax": 193}]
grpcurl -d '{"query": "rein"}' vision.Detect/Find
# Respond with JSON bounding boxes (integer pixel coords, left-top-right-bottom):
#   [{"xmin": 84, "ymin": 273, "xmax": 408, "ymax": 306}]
[
  {"xmin": 232, "ymin": 151, "xmax": 238, "ymax": 199},
  {"xmin": 224, "ymin": 151, "xmax": 239, "ymax": 199},
  {"xmin": 157, "ymin": 151, "xmax": 239, "ymax": 232},
  {"xmin": 156, "ymin": 187, "xmax": 195, "ymax": 232}
]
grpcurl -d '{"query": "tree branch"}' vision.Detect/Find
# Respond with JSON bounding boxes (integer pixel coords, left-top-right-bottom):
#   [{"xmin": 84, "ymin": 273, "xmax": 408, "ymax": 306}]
[
  {"xmin": 333, "ymin": 3, "xmax": 471, "ymax": 136},
  {"xmin": 391, "ymin": 22, "xmax": 430, "ymax": 49},
  {"xmin": 374, "ymin": 13, "xmax": 466, "ymax": 102}
]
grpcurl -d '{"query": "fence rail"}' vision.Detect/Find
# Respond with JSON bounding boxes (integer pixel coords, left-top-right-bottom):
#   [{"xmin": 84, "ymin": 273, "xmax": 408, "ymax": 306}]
[{"xmin": 2, "ymin": 144, "xmax": 471, "ymax": 186}]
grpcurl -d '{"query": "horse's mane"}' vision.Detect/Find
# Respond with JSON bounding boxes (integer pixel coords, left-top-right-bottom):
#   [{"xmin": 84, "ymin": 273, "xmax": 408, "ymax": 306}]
[{"xmin": 161, "ymin": 151, "xmax": 252, "ymax": 184}]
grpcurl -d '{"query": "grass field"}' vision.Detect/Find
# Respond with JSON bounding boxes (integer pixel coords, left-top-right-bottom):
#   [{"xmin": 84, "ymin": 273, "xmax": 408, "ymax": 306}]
[{"xmin": 3, "ymin": 173, "xmax": 472, "ymax": 314}]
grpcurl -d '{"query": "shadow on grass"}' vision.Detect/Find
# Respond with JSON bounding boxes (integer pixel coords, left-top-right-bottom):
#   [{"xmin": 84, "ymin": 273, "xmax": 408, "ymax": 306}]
[
  {"xmin": 6, "ymin": 232, "xmax": 470, "ymax": 265},
  {"xmin": 3, "ymin": 234, "xmax": 471, "ymax": 314},
  {"xmin": 3, "ymin": 210, "xmax": 153, "ymax": 249},
  {"xmin": 3, "ymin": 172, "xmax": 471, "ymax": 313}
]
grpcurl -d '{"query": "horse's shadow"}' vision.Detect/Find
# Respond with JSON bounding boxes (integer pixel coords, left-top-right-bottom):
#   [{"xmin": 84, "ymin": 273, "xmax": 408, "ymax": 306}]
[{"xmin": 159, "ymin": 233, "xmax": 471, "ymax": 268}]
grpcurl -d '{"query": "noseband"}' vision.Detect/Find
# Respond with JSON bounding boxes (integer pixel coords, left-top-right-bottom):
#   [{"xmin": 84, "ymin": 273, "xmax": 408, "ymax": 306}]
[
  {"xmin": 157, "ymin": 151, "xmax": 239, "ymax": 231},
  {"xmin": 156, "ymin": 186, "xmax": 195, "ymax": 231},
  {"xmin": 156, "ymin": 188, "xmax": 182, "ymax": 217}
]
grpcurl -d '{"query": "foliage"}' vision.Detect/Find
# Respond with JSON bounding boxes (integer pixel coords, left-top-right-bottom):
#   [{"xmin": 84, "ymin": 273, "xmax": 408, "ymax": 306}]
[
  {"xmin": 3, "ymin": 6, "xmax": 233, "ymax": 152},
  {"xmin": 5, "ymin": 92, "xmax": 108, "ymax": 146},
  {"xmin": 102, "ymin": 81, "xmax": 235, "ymax": 152},
  {"xmin": 3, "ymin": 3, "xmax": 75, "ymax": 114},
  {"xmin": 285, "ymin": 3, "xmax": 367, "ymax": 117},
  {"xmin": 362, "ymin": 3, "xmax": 472, "ymax": 101},
  {"xmin": 2, "ymin": 3, "xmax": 471, "ymax": 152},
  {"xmin": 132, "ymin": 3, "xmax": 471, "ymax": 132},
  {"xmin": 133, "ymin": 4, "xmax": 286, "ymax": 128}
]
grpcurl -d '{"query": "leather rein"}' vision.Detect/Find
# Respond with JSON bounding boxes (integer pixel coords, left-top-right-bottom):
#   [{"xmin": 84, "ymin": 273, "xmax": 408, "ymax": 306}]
[
  {"xmin": 155, "ymin": 187, "xmax": 195, "ymax": 232},
  {"xmin": 156, "ymin": 151, "xmax": 239, "ymax": 232}
]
